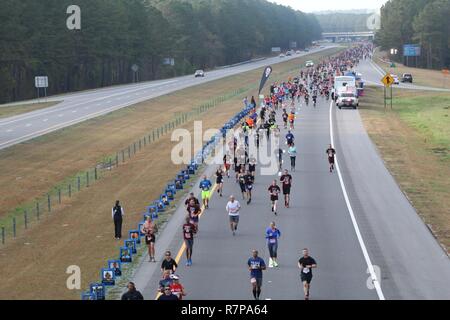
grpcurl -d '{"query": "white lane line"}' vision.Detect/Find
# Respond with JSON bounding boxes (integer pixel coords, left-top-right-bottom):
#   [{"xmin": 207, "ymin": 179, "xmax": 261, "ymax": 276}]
[
  {"xmin": 25, "ymin": 123, "xmax": 32, "ymax": 127},
  {"xmin": 6, "ymin": 129, "xmax": 13, "ymax": 132},
  {"xmin": 58, "ymin": 114, "xmax": 64, "ymax": 117},
  {"xmin": 72, "ymin": 110, "xmax": 77, "ymax": 113},
  {"xmin": 0, "ymin": 94, "xmax": 159, "ymax": 149},
  {"xmin": 329, "ymin": 100, "xmax": 385, "ymax": 300},
  {"xmin": 43, "ymin": 119, "xmax": 48, "ymax": 122},
  {"xmin": 0, "ymin": 80, "xmax": 178, "ymax": 127}
]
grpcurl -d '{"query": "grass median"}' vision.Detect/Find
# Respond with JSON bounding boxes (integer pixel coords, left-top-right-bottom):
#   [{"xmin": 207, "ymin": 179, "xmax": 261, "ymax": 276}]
[
  {"xmin": 0, "ymin": 102, "xmax": 59, "ymax": 119},
  {"xmin": 0, "ymin": 47, "xmax": 346, "ymax": 299},
  {"xmin": 359, "ymin": 86, "xmax": 450, "ymax": 252}
]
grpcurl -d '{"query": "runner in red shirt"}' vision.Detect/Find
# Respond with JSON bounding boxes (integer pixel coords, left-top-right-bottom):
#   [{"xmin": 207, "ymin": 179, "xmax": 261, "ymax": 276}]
[{"xmin": 169, "ymin": 275, "xmax": 186, "ymax": 300}]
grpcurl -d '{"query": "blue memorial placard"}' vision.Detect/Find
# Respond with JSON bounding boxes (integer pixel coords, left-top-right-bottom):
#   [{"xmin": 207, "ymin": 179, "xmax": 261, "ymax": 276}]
[
  {"xmin": 160, "ymin": 194, "xmax": 170, "ymax": 206},
  {"xmin": 120, "ymin": 246, "xmax": 132, "ymax": 263},
  {"xmin": 138, "ymin": 222, "xmax": 145, "ymax": 236},
  {"xmin": 147, "ymin": 205, "xmax": 158, "ymax": 215},
  {"xmin": 125, "ymin": 239, "xmax": 137, "ymax": 254},
  {"xmin": 108, "ymin": 259, "xmax": 122, "ymax": 277},
  {"xmin": 165, "ymin": 188, "xmax": 175, "ymax": 200},
  {"xmin": 175, "ymin": 179, "xmax": 183, "ymax": 189},
  {"xmin": 153, "ymin": 201, "xmax": 163, "ymax": 215},
  {"xmin": 129, "ymin": 229, "xmax": 141, "ymax": 245},
  {"xmin": 81, "ymin": 291, "xmax": 95, "ymax": 300},
  {"xmin": 101, "ymin": 268, "xmax": 116, "ymax": 286},
  {"xmin": 90, "ymin": 283, "xmax": 106, "ymax": 300},
  {"xmin": 188, "ymin": 165, "xmax": 195, "ymax": 174}
]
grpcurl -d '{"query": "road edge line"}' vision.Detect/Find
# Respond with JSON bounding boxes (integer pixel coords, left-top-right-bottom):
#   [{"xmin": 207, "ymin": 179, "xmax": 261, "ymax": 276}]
[{"xmin": 329, "ymin": 100, "xmax": 385, "ymax": 300}]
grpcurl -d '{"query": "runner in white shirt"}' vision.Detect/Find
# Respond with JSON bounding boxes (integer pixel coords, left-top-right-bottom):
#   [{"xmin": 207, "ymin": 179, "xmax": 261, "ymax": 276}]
[{"xmin": 226, "ymin": 195, "xmax": 241, "ymax": 236}]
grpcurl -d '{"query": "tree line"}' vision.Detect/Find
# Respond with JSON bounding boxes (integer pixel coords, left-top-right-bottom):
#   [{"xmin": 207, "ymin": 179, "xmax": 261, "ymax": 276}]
[
  {"xmin": 376, "ymin": 0, "xmax": 450, "ymax": 69},
  {"xmin": 314, "ymin": 13, "xmax": 371, "ymax": 33},
  {"xmin": 0, "ymin": 0, "xmax": 322, "ymax": 104}
]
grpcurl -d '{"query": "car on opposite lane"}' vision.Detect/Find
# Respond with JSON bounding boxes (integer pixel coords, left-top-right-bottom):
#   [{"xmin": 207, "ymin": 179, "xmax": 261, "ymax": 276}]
[
  {"xmin": 195, "ymin": 70, "xmax": 205, "ymax": 77},
  {"xmin": 401, "ymin": 73, "xmax": 413, "ymax": 83}
]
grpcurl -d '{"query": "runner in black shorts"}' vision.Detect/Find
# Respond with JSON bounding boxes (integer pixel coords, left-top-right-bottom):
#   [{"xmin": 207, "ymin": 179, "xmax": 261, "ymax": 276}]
[
  {"xmin": 244, "ymin": 170, "xmax": 254, "ymax": 205},
  {"xmin": 267, "ymin": 180, "xmax": 281, "ymax": 215},
  {"xmin": 280, "ymin": 169, "xmax": 293, "ymax": 208},
  {"xmin": 238, "ymin": 169, "xmax": 247, "ymax": 200},
  {"xmin": 326, "ymin": 144, "xmax": 336, "ymax": 173},
  {"xmin": 248, "ymin": 158, "xmax": 256, "ymax": 179},
  {"xmin": 216, "ymin": 166, "xmax": 224, "ymax": 197},
  {"xmin": 298, "ymin": 248, "xmax": 317, "ymax": 300}
]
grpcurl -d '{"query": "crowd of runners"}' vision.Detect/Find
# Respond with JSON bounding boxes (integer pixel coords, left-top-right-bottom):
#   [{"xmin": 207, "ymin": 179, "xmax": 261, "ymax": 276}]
[{"xmin": 144, "ymin": 43, "xmax": 374, "ymax": 301}]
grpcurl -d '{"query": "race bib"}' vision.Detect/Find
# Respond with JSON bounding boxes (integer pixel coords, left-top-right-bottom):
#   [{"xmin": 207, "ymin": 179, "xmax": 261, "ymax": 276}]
[
  {"xmin": 303, "ymin": 268, "xmax": 310, "ymax": 274},
  {"xmin": 269, "ymin": 238, "xmax": 276, "ymax": 244},
  {"xmin": 250, "ymin": 278, "xmax": 257, "ymax": 284}
]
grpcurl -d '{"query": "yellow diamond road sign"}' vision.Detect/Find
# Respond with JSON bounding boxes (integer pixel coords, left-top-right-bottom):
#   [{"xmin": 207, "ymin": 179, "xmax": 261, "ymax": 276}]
[{"xmin": 381, "ymin": 74, "xmax": 394, "ymax": 87}]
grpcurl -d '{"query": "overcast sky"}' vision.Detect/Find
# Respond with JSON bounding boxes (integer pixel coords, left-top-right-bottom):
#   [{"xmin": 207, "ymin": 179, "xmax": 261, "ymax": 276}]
[{"xmin": 267, "ymin": 0, "xmax": 388, "ymax": 13}]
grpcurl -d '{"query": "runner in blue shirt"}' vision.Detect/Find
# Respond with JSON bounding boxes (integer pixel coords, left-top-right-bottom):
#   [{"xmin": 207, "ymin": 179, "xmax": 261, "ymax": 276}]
[
  {"xmin": 265, "ymin": 222, "xmax": 281, "ymax": 268},
  {"xmin": 247, "ymin": 250, "xmax": 266, "ymax": 300},
  {"xmin": 199, "ymin": 175, "xmax": 212, "ymax": 209},
  {"xmin": 285, "ymin": 131, "xmax": 294, "ymax": 147}
]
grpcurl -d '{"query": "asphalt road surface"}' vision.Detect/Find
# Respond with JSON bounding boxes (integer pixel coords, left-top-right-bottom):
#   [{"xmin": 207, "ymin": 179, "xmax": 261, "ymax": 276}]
[
  {"xmin": 129, "ymin": 58, "xmax": 450, "ymax": 300},
  {"xmin": 0, "ymin": 47, "xmax": 334, "ymax": 151}
]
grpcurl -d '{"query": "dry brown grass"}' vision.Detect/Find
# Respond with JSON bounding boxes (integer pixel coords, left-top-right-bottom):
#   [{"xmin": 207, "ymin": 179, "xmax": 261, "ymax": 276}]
[
  {"xmin": 0, "ymin": 102, "xmax": 59, "ymax": 119},
  {"xmin": 359, "ymin": 86, "xmax": 450, "ymax": 252},
  {"xmin": 0, "ymin": 47, "xmax": 345, "ymax": 299},
  {"xmin": 374, "ymin": 49, "xmax": 450, "ymax": 89}
]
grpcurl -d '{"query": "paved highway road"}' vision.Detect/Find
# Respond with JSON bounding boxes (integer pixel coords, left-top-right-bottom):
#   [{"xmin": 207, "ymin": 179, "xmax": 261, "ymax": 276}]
[
  {"xmin": 128, "ymin": 57, "xmax": 450, "ymax": 300},
  {"xmin": 0, "ymin": 47, "xmax": 334, "ymax": 151}
]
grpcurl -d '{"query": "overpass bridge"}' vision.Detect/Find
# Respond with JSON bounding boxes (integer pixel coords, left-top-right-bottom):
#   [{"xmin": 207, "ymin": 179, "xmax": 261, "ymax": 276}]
[{"xmin": 322, "ymin": 31, "xmax": 375, "ymax": 42}]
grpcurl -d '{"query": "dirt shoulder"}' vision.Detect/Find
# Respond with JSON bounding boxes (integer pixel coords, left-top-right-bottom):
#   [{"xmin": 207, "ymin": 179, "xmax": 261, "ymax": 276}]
[{"xmin": 359, "ymin": 86, "xmax": 450, "ymax": 252}]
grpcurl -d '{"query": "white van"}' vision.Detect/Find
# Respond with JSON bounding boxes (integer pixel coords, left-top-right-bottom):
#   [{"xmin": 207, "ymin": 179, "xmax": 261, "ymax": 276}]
[{"xmin": 334, "ymin": 76, "xmax": 356, "ymax": 91}]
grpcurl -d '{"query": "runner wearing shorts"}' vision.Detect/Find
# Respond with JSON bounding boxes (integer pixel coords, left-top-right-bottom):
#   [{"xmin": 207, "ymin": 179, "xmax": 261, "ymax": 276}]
[
  {"xmin": 199, "ymin": 175, "xmax": 212, "ymax": 209},
  {"xmin": 326, "ymin": 144, "xmax": 336, "ymax": 173},
  {"xmin": 244, "ymin": 170, "xmax": 254, "ymax": 205},
  {"xmin": 237, "ymin": 169, "xmax": 247, "ymax": 200},
  {"xmin": 280, "ymin": 169, "xmax": 293, "ymax": 208},
  {"xmin": 247, "ymin": 250, "xmax": 266, "ymax": 300},
  {"xmin": 142, "ymin": 216, "xmax": 157, "ymax": 262},
  {"xmin": 298, "ymin": 248, "xmax": 317, "ymax": 300},
  {"xmin": 248, "ymin": 159, "xmax": 256, "ymax": 179},
  {"xmin": 182, "ymin": 216, "xmax": 196, "ymax": 266},
  {"xmin": 223, "ymin": 155, "xmax": 231, "ymax": 178},
  {"xmin": 216, "ymin": 166, "xmax": 224, "ymax": 197},
  {"xmin": 267, "ymin": 180, "xmax": 281, "ymax": 215},
  {"xmin": 226, "ymin": 195, "xmax": 241, "ymax": 236}
]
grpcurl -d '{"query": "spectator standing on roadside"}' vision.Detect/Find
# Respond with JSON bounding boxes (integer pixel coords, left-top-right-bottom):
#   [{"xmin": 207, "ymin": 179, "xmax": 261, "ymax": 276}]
[{"xmin": 112, "ymin": 200, "xmax": 124, "ymax": 240}]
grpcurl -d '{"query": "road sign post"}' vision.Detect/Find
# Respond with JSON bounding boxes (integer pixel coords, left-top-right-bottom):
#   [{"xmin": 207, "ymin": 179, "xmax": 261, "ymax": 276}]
[
  {"xmin": 381, "ymin": 74, "xmax": 394, "ymax": 111},
  {"xmin": 35, "ymin": 76, "xmax": 49, "ymax": 101}
]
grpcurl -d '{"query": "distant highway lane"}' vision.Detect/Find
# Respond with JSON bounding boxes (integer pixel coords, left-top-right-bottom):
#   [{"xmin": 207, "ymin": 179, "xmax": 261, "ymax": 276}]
[{"xmin": 0, "ymin": 46, "xmax": 336, "ymax": 151}]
